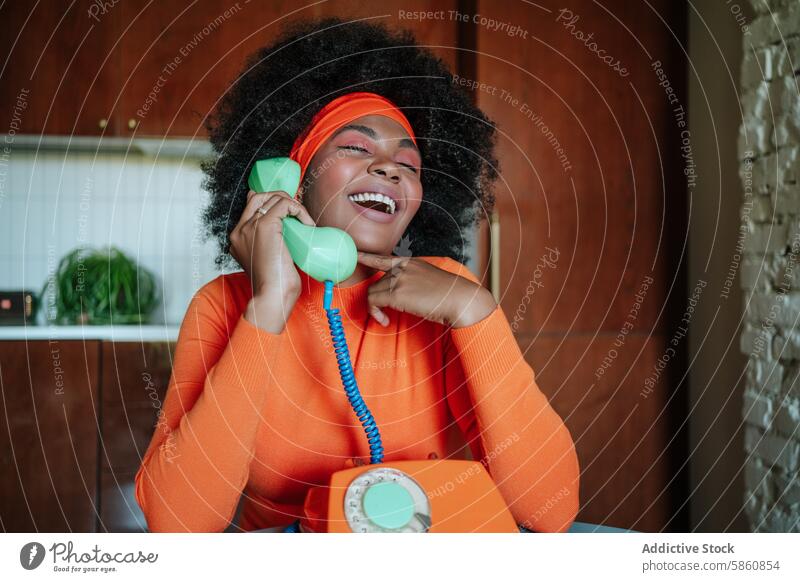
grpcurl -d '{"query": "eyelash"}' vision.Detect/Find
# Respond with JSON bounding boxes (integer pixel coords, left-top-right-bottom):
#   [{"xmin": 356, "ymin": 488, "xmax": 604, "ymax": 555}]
[
  {"xmin": 340, "ymin": 145, "xmax": 369, "ymax": 153},
  {"xmin": 338, "ymin": 145, "xmax": 419, "ymax": 174}
]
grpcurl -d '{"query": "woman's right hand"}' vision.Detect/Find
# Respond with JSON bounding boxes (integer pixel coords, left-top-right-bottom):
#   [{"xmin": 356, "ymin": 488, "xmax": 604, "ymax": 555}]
[{"xmin": 229, "ymin": 189, "xmax": 316, "ymax": 333}]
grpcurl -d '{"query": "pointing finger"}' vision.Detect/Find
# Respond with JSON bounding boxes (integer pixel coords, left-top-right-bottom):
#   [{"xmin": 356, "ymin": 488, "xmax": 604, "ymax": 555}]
[{"xmin": 357, "ymin": 252, "xmax": 407, "ymax": 271}]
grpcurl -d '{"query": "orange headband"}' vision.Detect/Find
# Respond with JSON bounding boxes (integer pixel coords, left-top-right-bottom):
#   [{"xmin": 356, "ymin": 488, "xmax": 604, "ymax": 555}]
[{"xmin": 289, "ymin": 92, "xmax": 416, "ymax": 184}]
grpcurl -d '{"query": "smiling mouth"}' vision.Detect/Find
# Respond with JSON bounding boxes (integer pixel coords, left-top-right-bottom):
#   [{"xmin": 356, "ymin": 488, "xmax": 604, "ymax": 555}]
[{"xmin": 347, "ymin": 192, "xmax": 396, "ymax": 215}]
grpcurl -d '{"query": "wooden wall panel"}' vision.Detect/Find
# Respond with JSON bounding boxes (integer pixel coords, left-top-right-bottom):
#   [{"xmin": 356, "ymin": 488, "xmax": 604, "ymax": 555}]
[
  {"xmin": 523, "ymin": 334, "xmax": 679, "ymax": 530},
  {"xmin": 475, "ymin": 0, "xmax": 688, "ymax": 531},
  {"xmin": 476, "ymin": 0, "xmax": 682, "ymax": 333}
]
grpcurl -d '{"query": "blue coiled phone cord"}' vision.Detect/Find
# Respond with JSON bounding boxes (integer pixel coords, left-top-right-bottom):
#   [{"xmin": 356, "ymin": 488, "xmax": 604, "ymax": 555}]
[
  {"xmin": 282, "ymin": 279, "xmax": 384, "ymax": 533},
  {"xmin": 323, "ymin": 279, "xmax": 384, "ymax": 464}
]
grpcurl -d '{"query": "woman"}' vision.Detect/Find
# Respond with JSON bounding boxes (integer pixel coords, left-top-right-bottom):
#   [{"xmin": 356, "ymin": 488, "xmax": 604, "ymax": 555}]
[{"xmin": 135, "ymin": 17, "xmax": 579, "ymax": 533}]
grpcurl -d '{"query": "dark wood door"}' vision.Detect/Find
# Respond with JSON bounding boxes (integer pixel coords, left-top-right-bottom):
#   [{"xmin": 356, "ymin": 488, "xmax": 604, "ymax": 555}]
[
  {"xmin": 0, "ymin": 341, "xmax": 100, "ymax": 532},
  {"xmin": 474, "ymin": 0, "xmax": 688, "ymax": 531}
]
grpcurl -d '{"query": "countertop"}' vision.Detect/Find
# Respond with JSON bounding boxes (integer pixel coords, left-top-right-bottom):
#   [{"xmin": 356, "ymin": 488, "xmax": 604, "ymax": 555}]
[{"xmin": 0, "ymin": 324, "xmax": 179, "ymax": 342}]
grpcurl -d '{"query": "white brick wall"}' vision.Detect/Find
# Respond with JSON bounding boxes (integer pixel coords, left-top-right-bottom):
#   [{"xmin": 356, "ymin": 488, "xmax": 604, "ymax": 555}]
[{"xmin": 739, "ymin": 0, "xmax": 800, "ymax": 532}]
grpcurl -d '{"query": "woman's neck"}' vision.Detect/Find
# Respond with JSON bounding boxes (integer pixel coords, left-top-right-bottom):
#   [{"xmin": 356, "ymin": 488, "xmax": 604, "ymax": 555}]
[{"xmin": 338, "ymin": 263, "xmax": 379, "ymax": 288}]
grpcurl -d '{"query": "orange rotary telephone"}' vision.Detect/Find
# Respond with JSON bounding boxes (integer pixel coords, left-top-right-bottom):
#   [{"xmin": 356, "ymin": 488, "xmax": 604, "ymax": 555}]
[
  {"xmin": 302, "ymin": 460, "xmax": 518, "ymax": 533},
  {"xmin": 249, "ymin": 159, "xmax": 519, "ymax": 533}
]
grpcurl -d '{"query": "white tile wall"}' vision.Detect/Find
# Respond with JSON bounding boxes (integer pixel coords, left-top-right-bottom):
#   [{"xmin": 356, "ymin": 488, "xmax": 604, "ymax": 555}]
[{"xmin": 0, "ymin": 151, "xmax": 221, "ymax": 325}]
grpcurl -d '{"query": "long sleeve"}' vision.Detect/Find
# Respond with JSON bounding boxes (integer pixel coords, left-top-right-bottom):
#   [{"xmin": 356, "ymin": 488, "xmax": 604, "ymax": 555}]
[
  {"xmin": 442, "ymin": 262, "xmax": 580, "ymax": 533},
  {"xmin": 134, "ymin": 278, "xmax": 285, "ymax": 532}
]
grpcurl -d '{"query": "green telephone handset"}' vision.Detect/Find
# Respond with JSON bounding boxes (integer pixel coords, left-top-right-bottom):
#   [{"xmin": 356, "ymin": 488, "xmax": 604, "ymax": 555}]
[{"xmin": 247, "ymin": 158, "xmax": 358, "ymax": 284}]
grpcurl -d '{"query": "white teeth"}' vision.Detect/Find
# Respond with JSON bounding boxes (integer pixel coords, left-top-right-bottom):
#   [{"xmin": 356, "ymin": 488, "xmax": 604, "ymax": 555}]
[{"xmin": 347, "ymin": 192, "xmax": 396, "ymax": 214}]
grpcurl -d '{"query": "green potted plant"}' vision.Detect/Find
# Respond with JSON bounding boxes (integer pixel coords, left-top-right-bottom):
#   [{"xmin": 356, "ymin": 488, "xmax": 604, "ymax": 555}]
[{"xmin": 42, "ymin": 246, "xmax": 160, "ymax": 325}]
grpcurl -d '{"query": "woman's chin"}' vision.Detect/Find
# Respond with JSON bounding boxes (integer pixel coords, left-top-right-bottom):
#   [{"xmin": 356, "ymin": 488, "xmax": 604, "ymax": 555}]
[
  {"xmin": 347, "ymin": 233, "xmax": 395, "ymax": 255},
  {"xmin": 352, "ymin": 240, "xmax": 392, "ymax": 254},
  {"xmin": 315, "ymin": 216, "xmax": 400, "ymax": 255}
]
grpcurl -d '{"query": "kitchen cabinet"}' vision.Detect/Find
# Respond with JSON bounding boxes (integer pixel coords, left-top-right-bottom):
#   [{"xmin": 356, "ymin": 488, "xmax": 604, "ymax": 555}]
[
  {"xmin": 98, "ymin": 342, "xmax": 172, "ymax": 532},
  {"xmin": 0, "ymin": 339, "xmax": 172, "ymax": 532},
  {"xmin": 0, "ymin": 0, "xmax": 116, "ymax": 135},
  {"xmin": 1, "ymin": 0, "xmax": 459, "ymax": 138},
  {"xmin": 0, "ymin": 340, "xmax": 100, "ymax": 531}
]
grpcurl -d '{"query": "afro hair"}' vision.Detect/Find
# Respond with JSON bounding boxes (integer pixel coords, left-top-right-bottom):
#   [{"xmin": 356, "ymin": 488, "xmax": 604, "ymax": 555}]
[{"xmin": 201, "ymin": 16, "xmax": 499, "ymax": 269}]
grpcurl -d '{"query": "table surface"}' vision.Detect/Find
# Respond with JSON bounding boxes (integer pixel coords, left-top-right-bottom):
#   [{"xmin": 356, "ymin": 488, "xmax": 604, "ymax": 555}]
[{"xmin": 249, "ymin": 521, "xmax": 635, "ymax": 533}]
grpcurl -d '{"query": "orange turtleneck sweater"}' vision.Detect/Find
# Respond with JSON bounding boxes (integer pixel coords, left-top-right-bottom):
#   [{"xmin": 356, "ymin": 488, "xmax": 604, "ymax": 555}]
[{"xmin": 134, "ymin": 256, "xmax": 580, "ymax": 532}]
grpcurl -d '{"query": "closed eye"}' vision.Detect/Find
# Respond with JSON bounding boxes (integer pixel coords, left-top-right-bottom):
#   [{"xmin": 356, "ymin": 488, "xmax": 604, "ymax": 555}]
[
  {"xmin": 339, "ymin": 145, "xmax": 369, "ymax": 153},
  {"xmin": 339, "ymin": 145, "xmax": 420, "ymax": 174}
]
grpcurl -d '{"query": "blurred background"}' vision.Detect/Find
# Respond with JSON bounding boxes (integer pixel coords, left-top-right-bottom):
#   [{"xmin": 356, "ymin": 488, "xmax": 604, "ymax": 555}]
[{"xmin": 1, "ymin": 0, "xmax": 798, "ymax": 533}]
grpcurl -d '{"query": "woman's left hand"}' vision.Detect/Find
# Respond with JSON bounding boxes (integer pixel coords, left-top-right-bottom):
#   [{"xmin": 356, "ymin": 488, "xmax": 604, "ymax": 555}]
[{"xmin": 356, "ymin": 252, "xmax": 497, "ymax": 328}]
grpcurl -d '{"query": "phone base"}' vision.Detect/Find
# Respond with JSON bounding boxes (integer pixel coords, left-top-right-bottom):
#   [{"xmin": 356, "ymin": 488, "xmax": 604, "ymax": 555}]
[{"xmin": 300, "ymin": 459, "xmax": 519, "ymax": 533}]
